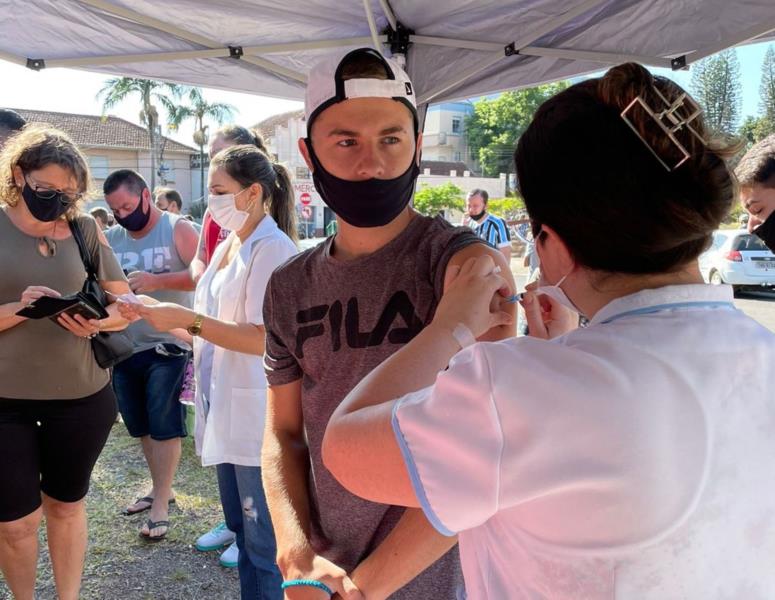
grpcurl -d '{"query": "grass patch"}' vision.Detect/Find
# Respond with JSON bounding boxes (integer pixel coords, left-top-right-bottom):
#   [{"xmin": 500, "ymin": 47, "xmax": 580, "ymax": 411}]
[{"xmin": 0, "ymin": 422, "xmax": 239, "ymax": 599}]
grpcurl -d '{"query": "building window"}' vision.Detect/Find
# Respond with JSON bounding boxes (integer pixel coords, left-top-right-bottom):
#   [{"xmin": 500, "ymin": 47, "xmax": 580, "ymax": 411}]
[
  {"xmin": 296, "ymin": 166, "xmax": 311, "ymax": 180},
  {"xmin": 454, "ymin": 152, "xmax": 462, "ymax": 162},
  {"xmin": 89, "ymin": 156, "xmax": 109, "ymax": 179},
  {"xmin": 451, "ymin": 117, "xmax": 461, "ymax": 134}
]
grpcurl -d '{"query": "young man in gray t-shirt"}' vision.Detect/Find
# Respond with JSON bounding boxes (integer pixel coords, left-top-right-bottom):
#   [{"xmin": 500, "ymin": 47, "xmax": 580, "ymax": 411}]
[{"xmin": 262, "ymin": 48, "xmax": 515, "ymax": 599}]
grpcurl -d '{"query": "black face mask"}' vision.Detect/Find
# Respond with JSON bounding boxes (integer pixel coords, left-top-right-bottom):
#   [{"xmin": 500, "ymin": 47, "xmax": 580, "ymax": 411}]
[
  {"xmin": 753, "ymin": 212, "xmax": 775, "ymax": 253},
  {"xmin": 21, "ymin": 183, "xmax": 71, "ymax": 222},
  {"xmin": 305, "ymin": 139, "xmax": 420, "ymax": 228},
  {"xmin": 469, "ymin": 210, "xmax": 486, "ymax": 221},
  {"xmin": 115, "ymin": 196, "xmax": 151, "ymax": 232}
]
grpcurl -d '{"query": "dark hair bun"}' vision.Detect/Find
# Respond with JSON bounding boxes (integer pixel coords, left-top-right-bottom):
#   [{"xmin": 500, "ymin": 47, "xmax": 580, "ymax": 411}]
[{"xmin": 515, "ymin": 62, "xmax": 737, "ymax": 275}]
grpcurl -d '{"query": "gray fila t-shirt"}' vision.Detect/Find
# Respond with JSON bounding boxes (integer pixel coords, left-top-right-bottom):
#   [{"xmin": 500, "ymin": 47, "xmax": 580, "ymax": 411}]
[{"xmin": 263, "ymin": 214, "xmax": 482, "ymax": 598}]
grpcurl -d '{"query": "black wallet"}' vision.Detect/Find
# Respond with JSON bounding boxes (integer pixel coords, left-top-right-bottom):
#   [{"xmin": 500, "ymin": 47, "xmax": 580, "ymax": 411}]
[{"xmin": 16, "ymin": 292, "xmax": 109, "ymax": 322}]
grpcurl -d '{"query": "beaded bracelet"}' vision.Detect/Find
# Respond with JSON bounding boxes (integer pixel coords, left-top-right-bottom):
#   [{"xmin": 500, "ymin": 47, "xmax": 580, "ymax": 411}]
[{"xmin": 280, "ymin": 579, "xmax": 334, "ymax": 596}]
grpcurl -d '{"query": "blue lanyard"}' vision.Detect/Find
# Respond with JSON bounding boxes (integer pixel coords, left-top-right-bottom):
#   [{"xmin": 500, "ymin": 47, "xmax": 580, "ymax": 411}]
[{"xmin": 599, "ymin": 301, "xmax": 735, "ymax": 325}]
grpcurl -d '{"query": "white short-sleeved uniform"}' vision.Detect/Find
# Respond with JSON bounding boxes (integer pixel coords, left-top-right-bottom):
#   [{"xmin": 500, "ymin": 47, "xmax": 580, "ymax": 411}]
[{"xmin": 393, "ymin": 284, "xmax": 775, "ymax": 599}]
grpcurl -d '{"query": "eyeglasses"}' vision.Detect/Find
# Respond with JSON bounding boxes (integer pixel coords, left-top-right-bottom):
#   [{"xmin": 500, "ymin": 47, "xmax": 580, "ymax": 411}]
[{"xmin": 24, "ymin": 174, "xmax": 83, "ymax": 204}]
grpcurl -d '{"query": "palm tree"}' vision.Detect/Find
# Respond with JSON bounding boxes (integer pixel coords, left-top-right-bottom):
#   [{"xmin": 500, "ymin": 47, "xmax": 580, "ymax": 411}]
[
  {"xmin": 168, "ymin": 88, "xmax": 236, "ymax": 203},
  {"xmin": 97, "ymin": 77, "xmax": 184, "ymax": 190}
]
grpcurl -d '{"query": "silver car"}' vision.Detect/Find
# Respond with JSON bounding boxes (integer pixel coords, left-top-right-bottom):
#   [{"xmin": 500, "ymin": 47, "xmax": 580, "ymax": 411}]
[{"xmin": 699, "ymin": 229, "xmax": 775, "ymax": 293}]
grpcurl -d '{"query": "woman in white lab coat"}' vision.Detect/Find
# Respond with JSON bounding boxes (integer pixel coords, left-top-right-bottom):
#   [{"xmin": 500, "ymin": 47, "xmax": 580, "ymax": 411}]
[
  {"xmin": 322, "ymin": 63, "xmax": 775, "ymax": 599},
  {"xmin": 119, "ymin": 145, "xmax": 297, "ymax": 599}
]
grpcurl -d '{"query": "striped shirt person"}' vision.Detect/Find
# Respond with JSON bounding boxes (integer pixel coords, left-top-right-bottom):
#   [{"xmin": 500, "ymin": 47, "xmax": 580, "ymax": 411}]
[{"xmin": 465, "ymin": 188, "xmax": 512, "ymax": 262}]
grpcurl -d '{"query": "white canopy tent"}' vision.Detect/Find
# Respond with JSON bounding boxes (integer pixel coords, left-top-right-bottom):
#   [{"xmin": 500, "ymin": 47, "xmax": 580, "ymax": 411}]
[{"xmin": 1, "ymin": 0, "xmax": 774, "ymax": 110}]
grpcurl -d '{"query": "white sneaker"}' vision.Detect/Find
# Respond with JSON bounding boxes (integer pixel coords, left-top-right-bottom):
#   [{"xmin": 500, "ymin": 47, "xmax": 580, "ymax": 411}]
[
  {"xmin": 195, "ymin": 522, "xmax": 236, "ymax": 551},
  {"xmin": 219, "ymin": 541, "xmax": 239, "ymax": 568}
]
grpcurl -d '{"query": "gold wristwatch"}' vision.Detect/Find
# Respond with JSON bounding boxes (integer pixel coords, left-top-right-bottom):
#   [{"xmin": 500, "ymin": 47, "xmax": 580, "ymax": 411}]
[{"xmin": 187, "ymin": 313, "xmax": 204, "ymax": 336}]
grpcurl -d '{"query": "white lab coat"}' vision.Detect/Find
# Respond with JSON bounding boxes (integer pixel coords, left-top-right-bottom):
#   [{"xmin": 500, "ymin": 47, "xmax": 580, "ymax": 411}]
[{"xmin": 193, "ymin": 215, "xmax": 297, "ymax": 467}]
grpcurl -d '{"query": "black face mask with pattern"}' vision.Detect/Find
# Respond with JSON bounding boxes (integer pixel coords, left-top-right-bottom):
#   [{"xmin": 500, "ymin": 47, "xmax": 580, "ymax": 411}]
[{"xmin": 305, "ymin": 139, "xmax": 420, "ymax": 228}]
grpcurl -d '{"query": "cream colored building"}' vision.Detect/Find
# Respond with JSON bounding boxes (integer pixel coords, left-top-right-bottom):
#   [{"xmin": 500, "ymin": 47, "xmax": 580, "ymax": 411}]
[
  {"xmin": 16, "ymin": 109, "xmax": 198, "ymax": 211},
  {"xmin": 421, "ymin": 101, "xmax": 476, "ymax": 166}
]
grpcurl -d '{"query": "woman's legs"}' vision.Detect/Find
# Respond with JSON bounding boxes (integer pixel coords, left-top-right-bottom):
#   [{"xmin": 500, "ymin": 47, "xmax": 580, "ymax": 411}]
[
  {"xmin": 36, "ymin": 386, "xmax": 116, "ymax": 595},
  {"xmin": 42, "ymin": 495, "xmax": 87, "ymax": 600},
  {"xmin": 0, "ymin": 507, "xmax": 43, "ymax": 600}
]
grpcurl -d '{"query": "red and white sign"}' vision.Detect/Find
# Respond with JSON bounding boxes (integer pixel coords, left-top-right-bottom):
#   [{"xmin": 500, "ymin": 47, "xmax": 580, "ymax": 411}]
[
  {"xmin": 300, "ymin": 192, "xmax": 312, "ymax": 206},
  {"xmin": 301, "ymin": 206, "xmax": 313, "ymax": 220}
]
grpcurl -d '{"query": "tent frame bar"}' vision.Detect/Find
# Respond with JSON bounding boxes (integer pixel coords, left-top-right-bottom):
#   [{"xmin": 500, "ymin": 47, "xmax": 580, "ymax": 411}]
[
  {"xmin": 40, "ymin": 37, "xmax": 388, "ymax": 69},
  {"xmin": 518, "ymin": 45, "xmax": 672, "ymax": 69},
  {"xmin": 75, "ymin": 0, "xmax": 307, "ymax": 82},
  {"xmin": 411, "ymin": 35, "xmax": 673, "ymax": 69},
  {"xmin": 0, "ymin": 49, "xmax": 26, "ymax": 67},
  {"xmin": 363, "ymin": 0, "xmax": 383, "ymax": 51},
  {"xmin": 377, "ymin": 0, "xmax": 398, "ymax": 32}
]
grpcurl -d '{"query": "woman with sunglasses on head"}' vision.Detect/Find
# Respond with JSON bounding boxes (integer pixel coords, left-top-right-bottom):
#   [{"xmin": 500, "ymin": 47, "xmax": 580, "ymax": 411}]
[
  {"xmin": 0, "ymin": 126, "xmax": 130, "ymax": 600},
  {"xmin": 323, "ymin": 63, "xmax": 775, "ymax": 598}
]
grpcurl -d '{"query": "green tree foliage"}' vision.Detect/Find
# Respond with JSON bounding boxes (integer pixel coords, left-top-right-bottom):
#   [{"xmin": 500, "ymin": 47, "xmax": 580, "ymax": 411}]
[
  {"xmin": 413, "ymin": 183, "xmax": 464, "ymax": 216},
  {"xmin": 97, "ymin": 78, "xmax": 184, "ymax": 190},
  {"xmin": 690, "ymin": 49, "xmax": 742, "ymax": 135},
  {"xmin": 486, "ymin": 196, "xmax": 525, "ymax": 219},
  {"xmin": 739, "ymin": 115, "xmax": 771, "ymax": 148},
  {"xmin": 759, "ymin": 45, "xmax": 775, "ymax": 132},
  {"xmin": 465, "ymin": 82, "xmax": 569, "ymax": 178}
]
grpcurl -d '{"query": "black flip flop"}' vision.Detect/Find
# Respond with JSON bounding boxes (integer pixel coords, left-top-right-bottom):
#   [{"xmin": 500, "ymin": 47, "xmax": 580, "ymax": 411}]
[
  {"xmin": 123, "ymin": 496, "xmax": 176, "ymax": 516},
  {"xmin": 140, "ymin": 519, "xmax": 170, "ymax": 542}
]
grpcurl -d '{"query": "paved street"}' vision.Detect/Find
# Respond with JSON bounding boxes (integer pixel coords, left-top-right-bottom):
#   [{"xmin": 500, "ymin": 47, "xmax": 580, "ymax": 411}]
[{"xmin": 734, "ymin": 291, "xmax": 775, "ymax": 332}]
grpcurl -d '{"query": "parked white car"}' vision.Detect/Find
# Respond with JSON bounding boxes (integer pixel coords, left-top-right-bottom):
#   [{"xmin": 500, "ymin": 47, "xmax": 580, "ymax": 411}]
[{"xmin": 698, "ymin": 229, "xmax": 775, "ymax": 293}]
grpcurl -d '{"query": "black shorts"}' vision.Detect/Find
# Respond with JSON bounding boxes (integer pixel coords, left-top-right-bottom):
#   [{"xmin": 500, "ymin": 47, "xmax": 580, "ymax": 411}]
[{"xmin": 0, "ymin": 385, "xmax": 117, "ymax": 522}]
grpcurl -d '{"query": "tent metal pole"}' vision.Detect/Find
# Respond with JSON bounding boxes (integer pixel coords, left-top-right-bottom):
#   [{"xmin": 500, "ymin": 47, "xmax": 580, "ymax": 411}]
[
  {"xmin": 363, "ymin": 0, "xmax": 383, "ymax": 52},
  {"xmin": 412, "ymin": 35, "xmax": 672, "ymax": 69},
  {"xmin": 76, "ymin": 0, "xmax": 217, "ymax": 48},
  {"xmin": 681, "ymin": 21, "xmax": 775, "ymax": 66},
  {"xmin": 243, "ymin": 37, "xmax": 385, "ymax": 54},
  {"xmin": 46, "ymin": 49, "xmax": 229, "ymax": 68},
  {"xmin": 42, "ymin": 37, "xmax": 389, "ymax": 70},
  {"xmin": 519, "ymin": 46, "xmax": 673, "ymax": 70},
  {"xmin": 412, "ymin": 35, "xmax": 502, "ymax": 52},
  {"xmin": 74, "ymin": 0, "xmax": 306, "ymax": 82},
  {"xmin": 377, "ymin": 0, "xmax": 398, "ymax": 32},
  {"xmin": 418, "ymin": 0, "xmax": 609, "ymax": 104},
  {"xmin": 0, "ymin": 49, "xmax": 27, "ymax": 67}
]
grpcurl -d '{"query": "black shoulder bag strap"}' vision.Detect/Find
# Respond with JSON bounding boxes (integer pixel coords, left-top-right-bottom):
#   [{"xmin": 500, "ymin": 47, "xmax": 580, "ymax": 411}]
[
  {"xmin": 68, "ymin": 218, "xmax": 98, "ymax": 281},
  {"xmin": 68, "ymin": 218, "xmax": 108, "ymax": 308}
]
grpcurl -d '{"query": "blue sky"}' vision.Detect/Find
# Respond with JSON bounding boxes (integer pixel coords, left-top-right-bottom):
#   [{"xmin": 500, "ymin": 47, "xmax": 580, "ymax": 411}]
[{"xmin": 0, "ymin": 41, "xmax": 771, "ymax": 147}]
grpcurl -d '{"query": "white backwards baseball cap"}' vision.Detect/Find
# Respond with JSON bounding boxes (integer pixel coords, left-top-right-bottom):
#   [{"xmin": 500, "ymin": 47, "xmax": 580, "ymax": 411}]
[{"xmin": 304, "ymin": 47, "xmax": 418, "ymax": 135}]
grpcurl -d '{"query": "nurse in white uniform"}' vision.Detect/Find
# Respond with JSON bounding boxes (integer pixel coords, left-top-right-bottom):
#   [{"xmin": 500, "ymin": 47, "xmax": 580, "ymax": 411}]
[{"xmin": 322, "ymin": 63, "xmax": 775, "ymax": 599}]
